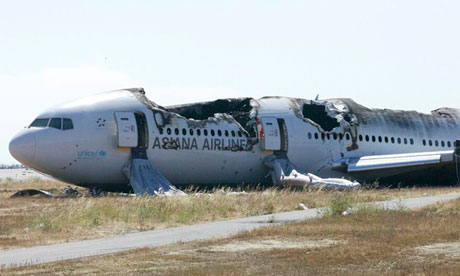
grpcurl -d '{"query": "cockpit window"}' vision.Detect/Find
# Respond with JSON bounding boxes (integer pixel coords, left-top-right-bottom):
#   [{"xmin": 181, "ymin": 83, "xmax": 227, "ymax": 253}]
[
  {"xmin": 29, "ymin": 117, "xmax": 73, "ymax": 130},
  {"xmin": 30, "ymin": 118, "xmax": 49, "ymax": 128},
  {"xmin": 63, "ymin": 118, "xmax": 74, "ymax": 130},
  {"xmin": 49, "ymin": 118, "xmax": 62, "ymax": 129}
]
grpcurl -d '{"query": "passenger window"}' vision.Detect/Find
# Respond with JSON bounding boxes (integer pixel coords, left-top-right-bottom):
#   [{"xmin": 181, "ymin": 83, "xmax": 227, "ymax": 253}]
[
  {"xmin": 333, "ymin": 133, "xmax": 338, "ymax": 140},
  {"xmin": 435, "ymin": 140, "xmax": 439, "ymax": 147},
  {"xmin": 167, "ymin": 128, "xmax": 172, "ymax": 135},
  {"xmin": 211, "ymin": 130, "xmax": 215, "ymax": 136},
  {"xmin": 231, "ymin": 130, "xmax": 235, "ymax": 137},
  {"xmin": 378, "ymin": 136, "xmax": 382, "ymax": 143},
  {"xmin": 339, "ymin": 133, "xmax": 343, "ymax": 140},
  {"xmin": 410, "ymin": 138, "xmax": 414, "ymax": 145},
  {"xmin": 397, "ymin": 138, "xmax": 401, "ymax": 144},
  {"xmin": 423, "ymin": 139, "xmax": 426, "ymax": 146},
  {"xmin": 189, "ymin": 129, "xmax": 194, "ymax": 136},
  {"xmin": 197, "ymin": 129, "xmax": 201, "ymax": 136},
  {"xmin": 345, "ymin": 133, "xmax": 350, "ymax": 140},
  {"xmin": 49, "ymin": 118, "xmax": 62, "ymax": 130},
  {"xmin": 217, "ymin": 130, "xmax": 222, "ymax": 136},
  {"xmin": 359, "ymin": 134, "xmax": 363, "ymax": 141},
  {"xmin": 372, "ymin": 136, "xmax": 376, "ymax": 142},
  {"xmin": 182, "ymin": 128, "xmax": 187, "ymax": 135},
  {"xmin": 175, "ymin": 128, "xmax": 179, "ymax": 135},
  {"xmin": 429, "ymin": 140, "xmax": 433, "ymax": 146},
  {"xmin": 441, "ymin": 141, "xmax": 445, "ymax": 147},
  {"xmin": 63, "ymin": 118, "xmax": 74, "ymax": 130},
  {"xmin": 404, "ymin": 138, "xmax": 408, "ymax": 145},
  {"xmin": 384, "ymin": 137, "xmax": 389, "ymax": 143},
  {"xmin": 321, "ymin": 133, "xmax": 326, "ymax": 140},
  {"xmin": 237, "ymin": 131, "xmax": 242, "ymax": 137},
  {"xmin": 391, "ymin": 137, "xmax": 395, "ymax": 144},
  {"xmin": 30, "ymin": 118, "xmax": 49, "ymax": 128},
  {"xmin": 365, "ymin": 135, "xmax": 369, "ymax": 142},
  {"xmin": 204, "ymin": 129, "xmax": 208, "ymax": 136},
  {"xmin": 447, "ymin": 141, "xmax": 451, "ymax": 147},
  {"xmin": 159, "ymin": 128, "xmax": 164, "ymax": 135},
  {"xmin": 224, "ymin": 130, "xmax": 229, "ymax": 137},
  {"xmin": 314, "ymin": 133, "xmax": 319, "ymax": 140},
  {"xmin": 307, "ymin": 133, "xmax": 312, "ymax": 140}
]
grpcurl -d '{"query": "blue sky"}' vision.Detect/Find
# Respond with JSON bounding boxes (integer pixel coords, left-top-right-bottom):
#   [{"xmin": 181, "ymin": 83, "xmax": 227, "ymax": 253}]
[{"xmin": 1, "ymin": 0, "xmax": 460, "ymax": 163}]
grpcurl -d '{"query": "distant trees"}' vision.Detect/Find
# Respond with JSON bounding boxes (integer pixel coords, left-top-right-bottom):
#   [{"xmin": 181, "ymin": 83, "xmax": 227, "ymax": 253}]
[{"xmin": 0, "ymin": 164, "xmax": 26, "ymax": 169}]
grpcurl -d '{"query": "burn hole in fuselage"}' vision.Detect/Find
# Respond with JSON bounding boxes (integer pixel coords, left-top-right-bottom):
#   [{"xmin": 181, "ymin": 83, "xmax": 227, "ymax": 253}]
[
  {"xmin": 302, "ymin": 104, "xmax": 340, "ymax": 132},
  {"xmin": 167, "ymin": 98, "xmax": 257, "ymax": 137}
]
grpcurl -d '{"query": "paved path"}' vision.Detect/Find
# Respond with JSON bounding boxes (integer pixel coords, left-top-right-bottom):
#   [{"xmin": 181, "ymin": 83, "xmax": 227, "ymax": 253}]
[
  {"xmin": 1, "ymin": 192, "xmax": 459, "ymax": 268},
  {"xmin": 0, "ymin": 169, "xmax": 52, "ymax": 181}
]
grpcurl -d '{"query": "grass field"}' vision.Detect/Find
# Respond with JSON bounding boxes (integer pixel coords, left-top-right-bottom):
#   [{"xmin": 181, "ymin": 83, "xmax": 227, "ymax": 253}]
[
  {"xmin": 0, "ymin": 178, "xmax": 459, "ymax": 253},
  {"xmin": 2, "ymin": 196, "xmax": 459, "ymax": 275}
]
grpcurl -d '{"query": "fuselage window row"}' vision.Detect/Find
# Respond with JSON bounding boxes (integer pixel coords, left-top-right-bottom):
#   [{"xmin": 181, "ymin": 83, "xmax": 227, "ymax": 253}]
[
  {"xmin": 159, "ymin": 127, "xmax": 245, "ymax": 138},
  {"xmin": 306, "ymin": 132, "xmax": 456, "ymax": 148}
]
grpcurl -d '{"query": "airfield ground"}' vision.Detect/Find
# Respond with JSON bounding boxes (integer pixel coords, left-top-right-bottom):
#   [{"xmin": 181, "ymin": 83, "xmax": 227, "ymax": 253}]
[
  {"xmin": 2, "ymin": 194, "xmax": 459, "ymax": 275},
  {"xmin": 0, "ymin": 178, "xmax": 459, "ymax": 250}
]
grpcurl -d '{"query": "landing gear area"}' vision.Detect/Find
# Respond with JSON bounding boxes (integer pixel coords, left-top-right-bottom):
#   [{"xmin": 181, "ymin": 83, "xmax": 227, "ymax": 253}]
[{"xmin": 88, "ymin": 187, "xmax": 108, "ymax": 197}]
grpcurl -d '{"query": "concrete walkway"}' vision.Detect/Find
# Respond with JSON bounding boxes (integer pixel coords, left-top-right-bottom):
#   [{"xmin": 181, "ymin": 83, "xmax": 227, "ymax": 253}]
[{"xmin": 1, "ymin": 192, "xmax": 459, "ymax": 268}]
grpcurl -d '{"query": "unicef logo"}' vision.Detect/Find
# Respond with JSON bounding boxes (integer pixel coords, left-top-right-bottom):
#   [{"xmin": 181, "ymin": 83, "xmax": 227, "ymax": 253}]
[{"xmin": 78, "ymin": 150, "xmax": 107, "ymax": 160}]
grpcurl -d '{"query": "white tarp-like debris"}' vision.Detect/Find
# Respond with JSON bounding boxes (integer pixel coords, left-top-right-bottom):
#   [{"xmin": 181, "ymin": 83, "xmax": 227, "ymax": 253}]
[
  {"xmin": 123, "ymin": 152, "xmax": 185, "ymax": 196},
  {"xmin": 264, "ymin": 155, "xmax": 360, "ymax": 190}
]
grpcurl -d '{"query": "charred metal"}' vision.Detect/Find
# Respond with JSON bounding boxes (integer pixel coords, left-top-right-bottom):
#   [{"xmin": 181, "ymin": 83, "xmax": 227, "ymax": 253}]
[
  {"xmin": 302, "ymin": 103, "xmax": 340, "ymax": 131},
  {"xmin": 132, "ymin": 90, "xmax": 257, "ymax": 151},
  {"xmin": 165, "ymin": 98, "xmax": 257, "ymax": 138}
]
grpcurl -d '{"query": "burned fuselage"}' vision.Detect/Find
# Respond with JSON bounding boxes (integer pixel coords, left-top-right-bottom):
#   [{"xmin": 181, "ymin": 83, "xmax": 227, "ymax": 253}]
[{"xmin": 134, "ymin": 90, "xmax": 460, "ymax": 185}]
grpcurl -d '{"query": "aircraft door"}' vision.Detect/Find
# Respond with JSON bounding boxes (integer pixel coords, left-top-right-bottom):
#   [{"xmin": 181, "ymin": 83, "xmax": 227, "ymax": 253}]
[
  {"xmin": 260, "ymin": 117, "xmax": 282, "ymax": 151},
  {"xmin": 114, "ymin": 112, "xmax": 138, "ymax": 148}
]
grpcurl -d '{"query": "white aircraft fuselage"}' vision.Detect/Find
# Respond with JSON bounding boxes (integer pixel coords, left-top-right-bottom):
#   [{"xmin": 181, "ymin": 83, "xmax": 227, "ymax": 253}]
[{"xmin": 9, "ymin": 88, "xmax": 460, "ymax": 192}]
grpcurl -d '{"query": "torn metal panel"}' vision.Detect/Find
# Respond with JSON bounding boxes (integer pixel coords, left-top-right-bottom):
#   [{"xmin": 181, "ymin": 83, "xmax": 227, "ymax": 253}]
[
  {"xmin": 130, "ymin": 89, "xmax": 259, "ymax": 151},
  {"xmin": 166, "ymin": 98, "xmax": 259, "ymax": 138},
  {"xmin": 432, "ymin": 108, "xmax": 460, "ymax": 125},
  {"xmin": 290, "ymin": 96, "xmax": 460, "ymax": 153},
  {"xmin": 291, "ymin": 98, "xmax": 360, "ymax": 151},
  {"xmin": 10, "ymin": 189, "xmax": 56, "ymax": 198},
  {"xmin": 301, "ymin": 104, "xmax": 340, "ymax": 132}
]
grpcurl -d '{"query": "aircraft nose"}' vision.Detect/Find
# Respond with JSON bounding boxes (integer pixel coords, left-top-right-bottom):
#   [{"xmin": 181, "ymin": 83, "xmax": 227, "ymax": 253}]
[{"xmin": 9, "ymin": 131, "xmax": 36, "ymax": 165}]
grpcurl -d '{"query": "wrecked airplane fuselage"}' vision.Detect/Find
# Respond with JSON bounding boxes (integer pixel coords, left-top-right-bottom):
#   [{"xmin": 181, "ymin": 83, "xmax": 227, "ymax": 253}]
[
  {"xmin": 9, "ymin": 88, "xmax": 460, "ymax": 194},
  {"xmin": 133, "ymin": 90, "xmax": 460, "ymax": 186}
]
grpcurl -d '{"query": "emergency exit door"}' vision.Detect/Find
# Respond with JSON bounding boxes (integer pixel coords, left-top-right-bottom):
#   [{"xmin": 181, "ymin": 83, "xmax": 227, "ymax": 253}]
[
  {"xmin": 115, "ymin": 112, "xmax": 138, "ymax": 148},
  {"xmin": 260, "ymin": 117, "xmax": 281, "ymax": 151}
]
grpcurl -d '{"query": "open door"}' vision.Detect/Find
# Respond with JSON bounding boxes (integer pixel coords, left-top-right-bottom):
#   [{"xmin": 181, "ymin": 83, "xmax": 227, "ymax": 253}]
[{"xmin": 115, "ymin": 112, "xmax": 138, "ymax": 148}]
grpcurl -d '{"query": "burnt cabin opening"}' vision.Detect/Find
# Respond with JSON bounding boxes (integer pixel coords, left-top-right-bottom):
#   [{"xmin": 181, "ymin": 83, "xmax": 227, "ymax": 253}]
[
  {"xmin": 302, "ymin": 103, "xmax": 340, "ymax": 132},
  {"xmin": 167, "ymin": 98, "xmax": 257, "ymax": 137}
]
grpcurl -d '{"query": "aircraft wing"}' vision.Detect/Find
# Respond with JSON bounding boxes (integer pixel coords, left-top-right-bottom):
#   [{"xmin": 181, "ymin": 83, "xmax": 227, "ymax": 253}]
[
  {"xmin": 348, "ymin": 151, "xmax": 455, "ymax": 172},
  {"xmin": 335, "ymin": 146, "xmax": 460, "ymax": 181}
]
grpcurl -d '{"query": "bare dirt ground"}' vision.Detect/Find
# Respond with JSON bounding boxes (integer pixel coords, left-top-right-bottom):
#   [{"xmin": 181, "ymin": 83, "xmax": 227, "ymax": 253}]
[
  {"xmin": 3, "ymin": 197, "xmax": 459, "ymax": 275},
  {"xmin": 0, "ymin": 178, "xmax": 459, "ymax": 253}
]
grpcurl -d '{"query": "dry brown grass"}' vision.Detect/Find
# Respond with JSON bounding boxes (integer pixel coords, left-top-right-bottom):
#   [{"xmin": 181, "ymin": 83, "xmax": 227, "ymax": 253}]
[
  {"xmin": 0, "ymin": 178, "xmax": 459, "ymax": 252},
  {"xmin": 4, "ymin": 198, "xmax": 459, "ymax": 276}
]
